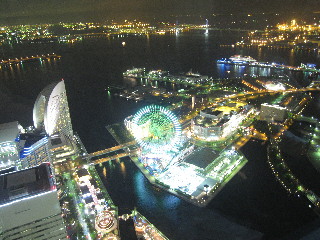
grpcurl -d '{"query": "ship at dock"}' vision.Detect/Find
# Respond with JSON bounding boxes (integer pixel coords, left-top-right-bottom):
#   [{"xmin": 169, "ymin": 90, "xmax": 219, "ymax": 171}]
[
  {"xmin": 217, "ymin": 55, "xmax": 257, "ymax": 65},
  {"xmin": 217, "ymin": 56, "xmax": 320, "ymax": 74}
]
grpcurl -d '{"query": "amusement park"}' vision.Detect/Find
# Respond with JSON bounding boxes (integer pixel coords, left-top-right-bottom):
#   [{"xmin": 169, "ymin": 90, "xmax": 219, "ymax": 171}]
[{"xmin": 124, "ymin": 104, "xmax": 249, "ymax": 206}]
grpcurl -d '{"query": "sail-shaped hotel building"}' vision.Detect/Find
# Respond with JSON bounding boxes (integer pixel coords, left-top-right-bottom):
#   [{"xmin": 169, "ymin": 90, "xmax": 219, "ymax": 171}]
[
  {"xmin": 33, "ymin": 80, "xmax": 73, "ymax": 137},
  {"xmin": 30, "ymin": 80, "xmax": 77, "ymax": 163}
]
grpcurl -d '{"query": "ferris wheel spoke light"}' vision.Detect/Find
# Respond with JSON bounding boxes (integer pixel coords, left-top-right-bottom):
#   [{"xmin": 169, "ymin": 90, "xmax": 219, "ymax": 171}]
[{"xmin": 132, "ymin": 105, "xmax": 182, "ymax": 151}]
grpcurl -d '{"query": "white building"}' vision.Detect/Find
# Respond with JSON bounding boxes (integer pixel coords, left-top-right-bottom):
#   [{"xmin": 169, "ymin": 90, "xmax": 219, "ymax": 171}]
[
  {"xmin": 0, "ymin": 163, "xmax": 67, "ymax": 239},
  {"xmin": 33, "ymin": 80, "xmax": 77, "ymax": 163},
  {"xmin": 192, "ymin": 106, "xmax": 254, "ymax": 141},
  {"xmin": 33, "ymin": 80, "xmax": 73, "ymax": 138},
  {"xmin": 124, "ymin": 115, "xmax": 135, "ymax": 133},
  {"xmin": 260, "ymin": 103, "xmax": 287, "ymax": 122},
  {"xmin": 192, "ymin": 109, "xmax": 227, "ymax": 140}
]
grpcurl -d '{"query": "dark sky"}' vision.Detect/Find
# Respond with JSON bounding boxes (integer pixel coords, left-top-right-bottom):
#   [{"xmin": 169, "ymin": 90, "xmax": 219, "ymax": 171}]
[{"xmin": 0, "ymin": 0, "xmax": 319, "ymax": 24}]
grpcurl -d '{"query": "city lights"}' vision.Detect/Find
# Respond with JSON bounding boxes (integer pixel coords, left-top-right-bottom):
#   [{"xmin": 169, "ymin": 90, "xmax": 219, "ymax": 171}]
[{"xmin": 1, "ymin": 4, "xmax": 320, "ymax": 239}]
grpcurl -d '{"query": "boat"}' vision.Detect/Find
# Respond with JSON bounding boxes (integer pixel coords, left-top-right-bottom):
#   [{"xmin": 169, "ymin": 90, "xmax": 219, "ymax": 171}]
[
  {"xmin": 185, "ymin": 69, "xmax": 201, "ymax": 77},
  {"xmin": 228, "ymin": 55, "xmax": 257, "ymax": 64},
  {"xmin": 217, "ymin": 55, "xmax": 257, "ymax": 65},
  {"xmin": 216, "ymin": 58, "xmax": 231, "ymax": 64}
]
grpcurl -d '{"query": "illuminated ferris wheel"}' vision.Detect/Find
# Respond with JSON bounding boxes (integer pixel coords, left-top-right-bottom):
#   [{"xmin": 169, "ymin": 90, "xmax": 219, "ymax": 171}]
[{"xmin": 132, "ymin": 105, "xmax": 182, "ymax": 151}]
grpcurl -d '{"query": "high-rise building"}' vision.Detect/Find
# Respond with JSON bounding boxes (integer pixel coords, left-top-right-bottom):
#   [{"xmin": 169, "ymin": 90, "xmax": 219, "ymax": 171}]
[
  {"xmin": 33, "ymin": 80, "xmax": 73, "ymax": 138},
  {"xmin": 0, "ymin": 121, "xmax": 24, "ymax": 171},
  {"xmin": 19, "ymin": 136, "xmax": 51, "ymax": 169},
  {"xmin": 49, "ymin": 133, "xmax": 78, "ymax": 162},
  {"xmin": 32, "ymin": 80, "xmax": 78, "ymax": 163},
  {"xmin": 0, "ymin": 163, "xmax": 67, "ymax": 239}
]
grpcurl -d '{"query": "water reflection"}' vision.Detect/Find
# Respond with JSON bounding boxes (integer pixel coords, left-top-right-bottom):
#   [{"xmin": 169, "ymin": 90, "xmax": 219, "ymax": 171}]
[
  {"xmin": 257, "ymin": 47, "xmax": 262, "ymax": 59},
  {"xmin": 134, "ymin": 171, "xmax": 158, "ymax": 210},
  {"xmin": 101, "ymin": 167, "xmax": 106, "ymax": 179},
  {"xmin": 0, "ymin": 58, "xmax": 59, "ymax": 85},
  {"xmin": 163, "ymin": 194, "xmax": 181, "ymax": 209},
  {"xmin": 217, "ymin": 63, "xmax": 231, "ymax": 78},
  {"xmin": 108, "ymin": 160, "xmax": 115, "ymax": 170},
  {"xmin": 289, "ymin": 49, "xmax": 295, "ymax": 66},
  {"xmin": 9, "ymin": 65, "xmax": 15, "ymax": 79},
  {"xmin": 119, "ymin": 161, "xmax": 126, "ymax": 177},
  {"xmin": 107, "ymin": 90, "xmax": 112, "ymax": 101}
]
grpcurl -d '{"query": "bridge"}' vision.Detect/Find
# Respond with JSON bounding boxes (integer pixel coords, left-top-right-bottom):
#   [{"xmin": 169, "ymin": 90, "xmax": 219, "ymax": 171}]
[
  {"xmin": 88, "ymin": 140, "xmax": 136, "ymax": 158},
  {"xmin": 88, "ymin": 140, "xmax": 137, "ymax": 165},
  {"xmin": 93, "ymin": 152, "xmax": 135, "ymax": 164},
  {"xmin": 0, "ymin": 53, "xmax": 61, "ymax": 65}
]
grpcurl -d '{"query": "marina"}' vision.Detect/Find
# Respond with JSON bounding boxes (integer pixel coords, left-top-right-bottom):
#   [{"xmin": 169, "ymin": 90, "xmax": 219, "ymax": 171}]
[{"xmin": 123, "ymin": 68, "xmax": 213, "ymax": 86}]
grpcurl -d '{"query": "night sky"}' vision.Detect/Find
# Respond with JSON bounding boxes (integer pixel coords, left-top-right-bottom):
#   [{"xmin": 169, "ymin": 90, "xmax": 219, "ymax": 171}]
[{"xmin": 0, "ymin": 0, "xmax": 319, "ymax": 24}]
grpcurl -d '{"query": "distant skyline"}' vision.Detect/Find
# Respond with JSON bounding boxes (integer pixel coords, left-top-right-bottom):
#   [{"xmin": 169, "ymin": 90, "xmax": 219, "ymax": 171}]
[{"xmin": 0, "ymin": 0, "xmax": 320, "ymax": 24}]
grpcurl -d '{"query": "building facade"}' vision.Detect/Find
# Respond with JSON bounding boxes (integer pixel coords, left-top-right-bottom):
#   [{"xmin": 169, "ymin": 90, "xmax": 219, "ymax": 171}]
[
  {"xmin": 20, "ymin": 136, "xmax": 51, "ymax": 169},
  {"xmin": 192, "ymin": 109, "xmax": 226, "ymax": 140},
  {"xmin": 192, "ymin": 105, "xmax": 254, "ymax": 141},
  {"xmin": 0, "ymin": 163, "xmax": 67, "ymax": 239},
  {"xmin": 260, "ymin": 103, "xmax": 287, "ymax": 122}
]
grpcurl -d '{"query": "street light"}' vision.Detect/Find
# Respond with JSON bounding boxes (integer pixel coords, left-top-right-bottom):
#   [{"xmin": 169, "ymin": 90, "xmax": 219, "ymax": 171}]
[{"xmin": 204, "ymin": 184, "xmax": 209, "ymax": 196}]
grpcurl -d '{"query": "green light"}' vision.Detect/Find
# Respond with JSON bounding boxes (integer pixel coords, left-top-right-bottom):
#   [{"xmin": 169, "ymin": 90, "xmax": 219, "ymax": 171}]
[{"xmin": 137, "ymin": 111, "xmax": 175, "ymax": 145}]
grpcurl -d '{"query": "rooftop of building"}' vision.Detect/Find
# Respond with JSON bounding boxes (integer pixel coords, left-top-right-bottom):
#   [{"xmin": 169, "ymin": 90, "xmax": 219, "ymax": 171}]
[
  {"xmin": 89, "ymin": 179, "xmax": 98, "ymax": 189},
  {"xmin": 96, "ymin": 192, "xmax": 104, "ymax": 199},
  {"xmin": 84, "ymin": 196, "xmax": 94, "ymax": 204},
  {"xmin": 261, "ymin": 103, "xmax": 287, "ymax": 110},
  {"xmin": 278, "ymin": 93, "xmax": 310, "ymax": 111},
  {"xmin": 80, "ymin": 185, "xmax": 90, "ymax": 195},
  {"xmin": 184, "ymin": 147, "xmax": 219, "ymax": 169},
  {"xmin": 201, "ymin": 108, "xmax": 223, "ymax": 116},
  {"xmin": 0, "ymin": 166, "xmax": 17, "ymax": 175},
  {"xmin": 0, "ymin": 121, "xmax": 22, "ymax": 144},
  {"xmin": 0, "ymin": 163, "xmax": 54, "ymax": 205},
  {"xmin": 20, "ymin": 133, "xmax": 47, "ymax": 148},
  {"xmin": 49, "ymin": 133, "xmax": 72, "ymax": 151},
  {"xmin": 76, "ymin": 168, "xmax": 89, "ymax": 178},
  {"xmin": 193, "ymin": 115, "xmax": 229, "ymax": 128}
]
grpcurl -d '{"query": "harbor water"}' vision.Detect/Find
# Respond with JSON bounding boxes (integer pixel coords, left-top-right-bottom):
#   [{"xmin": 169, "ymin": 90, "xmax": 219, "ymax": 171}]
[{"xmin": 1, "ymin": 30, "xmax": 320, "ymax": 239}]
